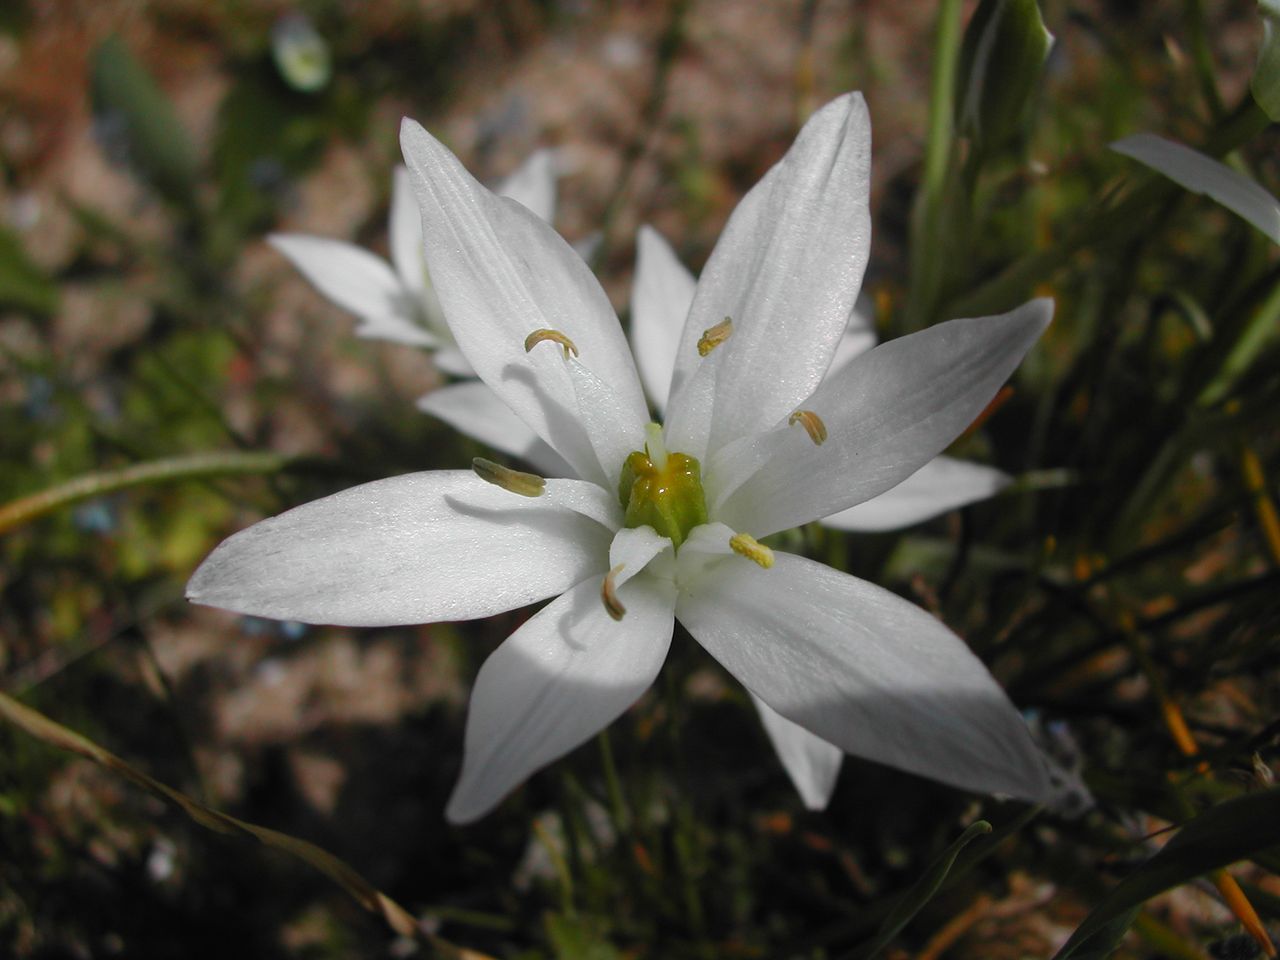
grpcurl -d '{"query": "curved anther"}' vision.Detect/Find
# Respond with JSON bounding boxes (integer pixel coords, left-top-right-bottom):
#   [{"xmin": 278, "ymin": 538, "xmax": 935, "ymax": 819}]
[
  {"xmin": 524, "ymin": 328, "xmax": 579, "ymax": 358},
  {"xmin": 602, "ymin": 564, "xmax": 627, "ymax": 621},
  {"xmin": 788, "ymin": 409, "xmax": 828, "ymax": 445},
  {"xmin": 697, "ymin": 317, "xmax": 734, "ymax": 357},
  {"xmin": 729, "ymin": 532, "xmax": 774, "ymax": 569},
  {"xmin": 472, "ymin": 458, "xmax": 546, "ymax": 497}
]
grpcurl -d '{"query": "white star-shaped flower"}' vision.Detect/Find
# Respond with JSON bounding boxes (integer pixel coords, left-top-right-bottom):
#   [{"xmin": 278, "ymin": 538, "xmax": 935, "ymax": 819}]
[{"xmin": 188, "ymin": 93, "xmax": 1055, "ymax": 823}]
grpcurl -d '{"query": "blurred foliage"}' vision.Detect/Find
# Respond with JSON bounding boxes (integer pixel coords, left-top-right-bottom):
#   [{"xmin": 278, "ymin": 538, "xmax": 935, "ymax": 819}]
[{"xmin": 1, "ymin": 2, "xmax": 1279, "ymax": 959}]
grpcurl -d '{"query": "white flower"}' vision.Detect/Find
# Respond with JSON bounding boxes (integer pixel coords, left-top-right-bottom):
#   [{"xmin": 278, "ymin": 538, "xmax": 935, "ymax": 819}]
[
  {"xmin": 188, "ymin": 93, "xmax": 1055, "ymax": 823},
  {"xmin": 420, "ymin": 186, "xmax": 1016, "ymax": 812},
  {"xmin": 270, "ymin": 150, "xmax": 559, "ymax": 377}
]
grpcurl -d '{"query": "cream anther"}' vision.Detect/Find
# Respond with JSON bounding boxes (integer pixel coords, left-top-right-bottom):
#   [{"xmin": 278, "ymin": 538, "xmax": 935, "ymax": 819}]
[
  {"xmin": 788, "ymin": 409, "xmax": 828, "ymax": 445},
  {"xmin": 697, "ymin": 317, "xmax": 734, "ymax": 357},
  {"xmin": 524, "ymin": 328, "xmax": 579, "ymax": 358},
  {"xmin": 472, "ymin": 458, "xmax": 546, "ymax": 497},
  {"xmin": 602, "ymin": 564, "xmax": 627, "ymax": 620},
  {"xmin": 729, "ymin": 532, "xmax": 774, "ymax": 569}
]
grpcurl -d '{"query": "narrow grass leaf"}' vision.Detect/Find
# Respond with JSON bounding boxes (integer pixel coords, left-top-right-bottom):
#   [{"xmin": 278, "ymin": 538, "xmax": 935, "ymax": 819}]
[
  {"xmin": 0, "ymin": 690, "xmax": 498, "ymax": 954},
  {"xmin": 847, "ymin": 820, "xmax": 993, "ymax": 959},
  {"xmin": 1052, "ymin": 788, "xmax": 1280, "ymax": 959}
]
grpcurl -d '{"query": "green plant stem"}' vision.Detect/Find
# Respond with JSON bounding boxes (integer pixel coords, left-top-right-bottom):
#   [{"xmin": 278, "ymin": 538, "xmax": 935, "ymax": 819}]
[
  {"xmin": 597, "ymin": 728, "xmax": 633, "ymax": 834},
  {"xmin": 533, "ymin": 816, "xmax": 576, "ymax": 917},
  {"xmin": 1182, "ymin": 0, "xmax": 1224, "ymax": 120},
  {"xmin": 0, "ymin": 451, "xmax": 296, "ymax": 536},
  {"xmin": 905, "ymin": 0, "xmax": 964, "ymax": 330}
]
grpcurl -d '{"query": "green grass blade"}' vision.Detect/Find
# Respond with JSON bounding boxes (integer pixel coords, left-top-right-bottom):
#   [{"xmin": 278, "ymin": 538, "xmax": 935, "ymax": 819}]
[
  {"xmin": 846, "ymin": 820, "xmax": 992, "ymax": 959},
  {"xmin": 1052, "ymin": 788, "xmax": 1280, "ymax": 959}
]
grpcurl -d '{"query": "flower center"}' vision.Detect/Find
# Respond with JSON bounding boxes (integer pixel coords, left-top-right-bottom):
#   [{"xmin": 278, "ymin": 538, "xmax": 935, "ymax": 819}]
[{"xmin": 617, "ymin": 423, "xmax": 708, "ymax": 548}]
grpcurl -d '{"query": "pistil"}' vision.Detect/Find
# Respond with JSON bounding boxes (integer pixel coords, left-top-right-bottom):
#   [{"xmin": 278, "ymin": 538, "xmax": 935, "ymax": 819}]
[{"xmin": 617, "ymin": 423, "xmax": 708, "ymax": 547}]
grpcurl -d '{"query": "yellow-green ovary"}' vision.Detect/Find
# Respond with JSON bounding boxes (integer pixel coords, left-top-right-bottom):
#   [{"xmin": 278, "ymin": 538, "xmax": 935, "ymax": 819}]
[{"xmin": 617, "ymin": 447, "xmax": 708, "ymax": 548}]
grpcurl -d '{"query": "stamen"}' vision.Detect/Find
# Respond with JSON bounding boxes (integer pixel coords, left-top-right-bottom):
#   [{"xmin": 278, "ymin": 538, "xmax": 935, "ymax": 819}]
[
  {"xmin": 644, "ymin": 422, "xmax": 668, "ymax": 471},
  {"xmin": 729, "ymin": 532, "xmax": 774, "ymax": 569},
  {"xmin": 788, "ymin": 409, "xmax": 827, "ymax": 445},
  {"xmin": 524, "ymin": 328, "xmax": 579, "ymax": 358},
  {"xmin": 472, "ymin": 458, "xmax": 546, "ymax": 497},
  {"xmin": 697, "ymin": 317, "xmax": 733, "ymax": 357},
  {"xmin": 602, "ymin": 564, "xmax": 626, "ymax": 621}
]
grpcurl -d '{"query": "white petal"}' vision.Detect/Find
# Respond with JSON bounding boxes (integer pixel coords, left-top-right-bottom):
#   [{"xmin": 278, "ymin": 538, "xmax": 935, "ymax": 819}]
[
  {"xmin": 494, "ymin": 148, "xmax": 557, "ymax": 224},
  {"xmin": 564, "ymin": 356, "xmax": 647, "ymax": 488},
  {"xmin": 1112, "ymin": 134, "xmax": 1280, "ymax": 244},
  {"xmin": 666, "ymin": 94, "xmax": 872, "ymax": 459},
  {"xmin": 826, "ymin": 293, "xmax": 878, "ymax": 375},
  {"xmin": 186, "ymin": 472, "xmax": 614, "ymax": 627},
  {"xmin": 713, "ymin": 299, "xmax": 1051, "ymax": 538},
  {"xmin": 675, "ymin": 550, "xmax": 1052, "ymax": 801},
  {"xmin": 270, "ymin": 234, "xmax": 435, "ymax": 347},
  {"xmin": 446, "ymin": 571, "xmax": 677, "ymax": 823},
  {"xmin": 608, "ymin": 525, "xmax": 673, "ymax": 588},
  {"xmin": 416, "ymin": 382, "xmax": 573, "ymax": 478},
  {"xmin": 631, "ymin": 225, "xmax": 696, "ymax": 413},
  {"xmin": 399, "ymin": 120, "xmax": 648, "ymax": 484},
  {"xmin": 820, "ymin": 456, "xmax": 1010, "ymax": 533},
  {"xmin": 432, "ymin": 344, "xmax": 475, "ymax": 377},
  {"xmin": 389, "ymin": 166, "xmax": 427, "ymax": 295},
  {"xmin": 751, "ymin": 694, "xmax": 844, "ymax": 810}
]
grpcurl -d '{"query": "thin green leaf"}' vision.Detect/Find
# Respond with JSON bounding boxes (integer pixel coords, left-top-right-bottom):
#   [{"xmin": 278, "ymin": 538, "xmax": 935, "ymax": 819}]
[
  {"xmin": 90, "ymin": 34, "xmax": 199, "ymax": 209},
  {"xmin": 1052, "ymin": 788, "xmax": 1280, "ymax": 959},
  {"xmin": 544, "ymin": 913, "xmax": 624, "ymax": 960},
  {"xmin": 847, "ymin": 820, "xmax": 993, "ymax": 960},
  {"xmin": 0, "ymin": 225, "xmax": 58, "ymax": 315}
]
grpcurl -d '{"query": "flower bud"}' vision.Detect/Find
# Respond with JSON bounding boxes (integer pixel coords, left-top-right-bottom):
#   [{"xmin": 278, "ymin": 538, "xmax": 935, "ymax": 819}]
[
  {"xmin": 272, "ymin": 12, "xmax": 332, "ymax": 94},
  {"xmin": 1254, "ymin": 0, "xmax": 1280, "ymax": 120},
  {"xmin": 955, "ymin": 0, "xmax": 1054, "ymax": 155}
]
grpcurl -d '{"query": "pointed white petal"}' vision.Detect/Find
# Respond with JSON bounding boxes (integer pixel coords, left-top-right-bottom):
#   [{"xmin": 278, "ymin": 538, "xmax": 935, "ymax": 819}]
[
  {"xmin": 631, "ymin": 225, "xmax": 697, "ymax": 413},
  {"xmin": 270, "ymin": 234, "xmax": 435, "ymax": 347},
  {"xmin": 389, "ymin": 166, "xmax": 427, "ymax": 295},
  {"xmin": 399, "ymin": 120, "xmax": 648, "ymax": 484},
  {"xmin": 446, "ymin": 572, "xmax": 677, "ymax": 823},
  {"xmin": 713, "ymin": 299, "xmax": 1051, "ymax": 538},
  {"xmin": 186, "ymin": 472, "xmax": 614, "ymax": 627},
  {"xmin": 1112, "ymin": 134, "xmax": 1280, "ymax": 244},
  {"xmin": 666, "ymin": 94, "xmax": 872, "ymax": 459},
  {"xmin": 752, "ymin": 694, "xmax": 844, "ymax": 810},
  {"xmin": 416, "ymin": 382, "xmax": 574, "ymax": 478},
  {"xmin": 675, "ymin": 550, "xmax": 1052, "ymax": 801},
  {"xmin": 494, "ymin": 148, "xmax": 558, "ymax": 223},
  {"xmin": 608, "ymin": 525, "xmax": 673, "ymax": 588},
  {"xmin": 820, "ymin": 456, "xmax": 1010, "ymax": 532}
]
